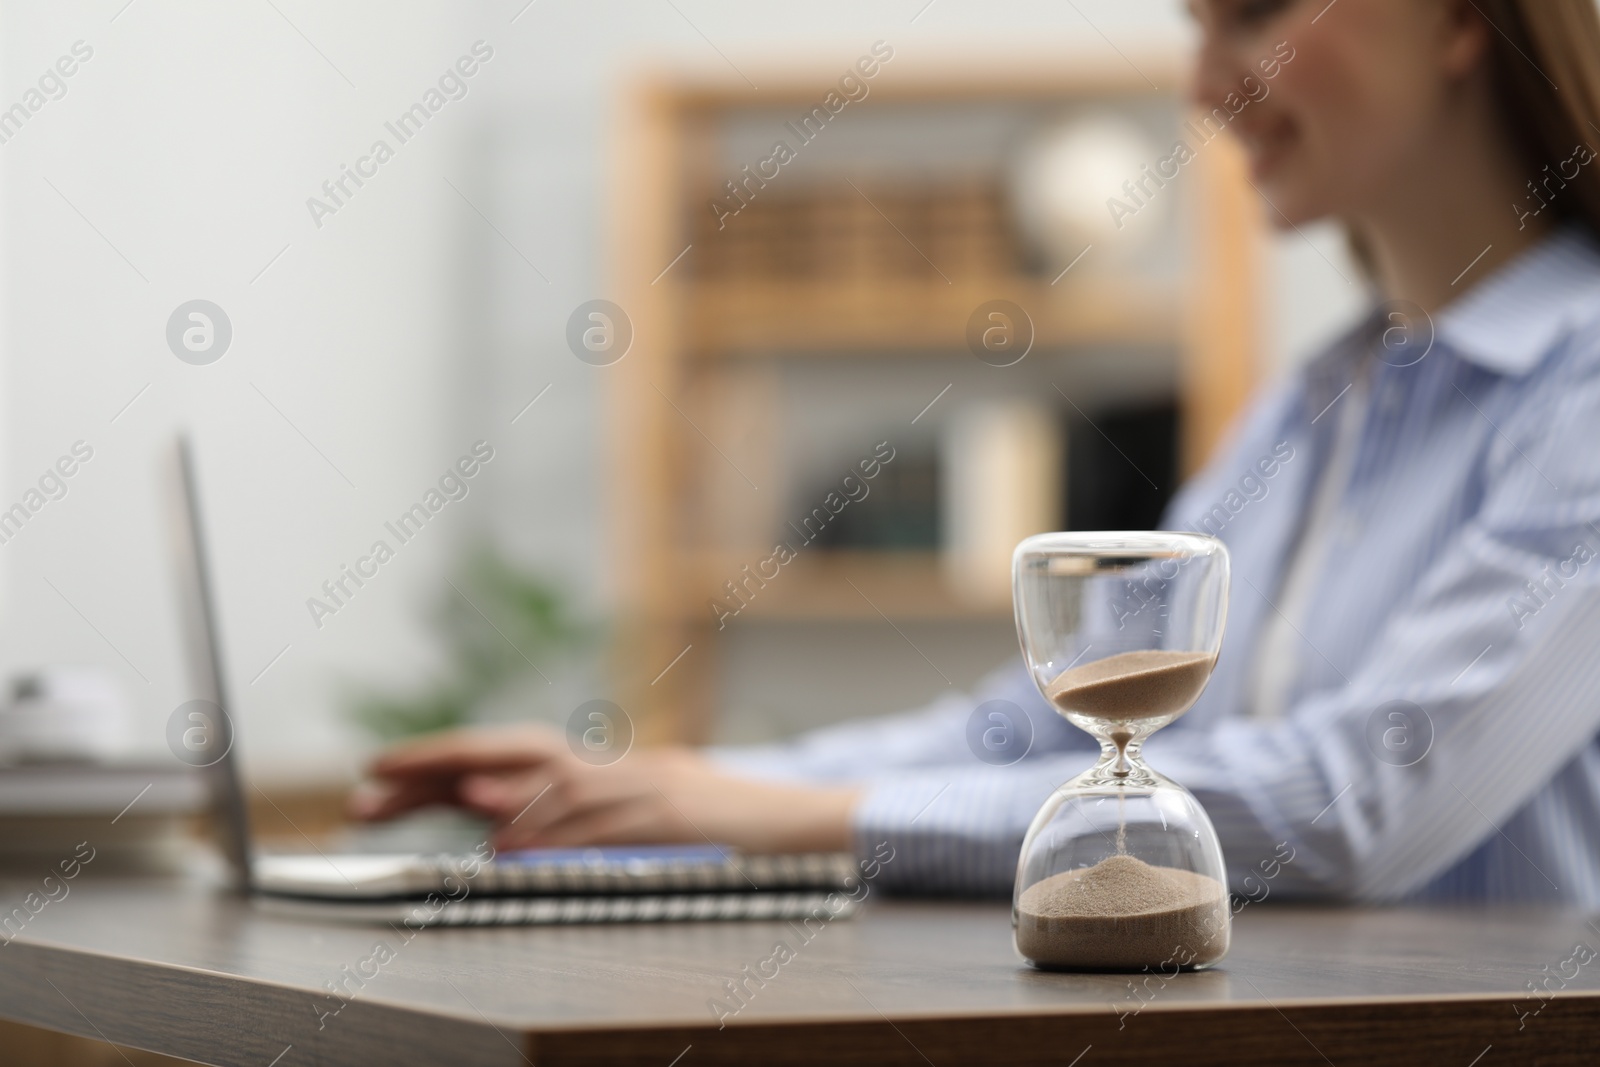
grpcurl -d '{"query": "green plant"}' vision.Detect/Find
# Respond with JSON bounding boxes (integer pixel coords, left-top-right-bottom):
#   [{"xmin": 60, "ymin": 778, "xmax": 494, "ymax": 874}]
[{"xmin": 347, "ymin": 543, "xmax": 594, "ymax": 742}]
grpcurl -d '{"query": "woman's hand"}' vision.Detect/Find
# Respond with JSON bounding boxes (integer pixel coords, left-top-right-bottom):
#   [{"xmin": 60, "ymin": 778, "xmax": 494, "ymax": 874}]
[{"xmin": 349, "ymin": 725, "xmax": 860, "ymax": 854}]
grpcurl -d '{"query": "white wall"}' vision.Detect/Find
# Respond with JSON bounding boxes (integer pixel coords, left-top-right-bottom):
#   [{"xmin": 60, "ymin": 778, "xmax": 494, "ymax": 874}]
[
  {"xmin": 0, "ymin": 0, "xmax": 480, "ymax": 780},
  {"xmin": 0, "ymin": 0, "xmax": 1361, "ymax": 781}
]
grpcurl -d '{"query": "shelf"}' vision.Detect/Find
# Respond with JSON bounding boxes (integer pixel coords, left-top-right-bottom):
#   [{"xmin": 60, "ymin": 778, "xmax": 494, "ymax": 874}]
[
  {"xmin": 683, "ymin": 275, "xmax": 1181, "ymax": 357},
  {"xmin": 690, "ymin": 550, "xmax": 1012, "ymax": 623},
  {"xmin": 611, "ymin": 70, "xmax": 1259, "ymax": 742},
  {"xmin": 666, "ymin": 55, "xmax": 1183, "ymax": 112}
]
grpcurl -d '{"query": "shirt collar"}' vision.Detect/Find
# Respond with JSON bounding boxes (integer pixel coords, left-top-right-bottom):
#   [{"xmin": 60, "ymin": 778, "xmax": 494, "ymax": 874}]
[{"xmin": 1432, "ymin": 224, "xmax": 1600, "ymax": 376}]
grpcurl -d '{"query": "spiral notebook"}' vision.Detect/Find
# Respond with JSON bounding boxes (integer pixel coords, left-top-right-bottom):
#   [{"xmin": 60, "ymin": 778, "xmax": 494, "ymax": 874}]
[{"xmin": 254, "ymin": 846, "xmax": 863, "ymax": 925}]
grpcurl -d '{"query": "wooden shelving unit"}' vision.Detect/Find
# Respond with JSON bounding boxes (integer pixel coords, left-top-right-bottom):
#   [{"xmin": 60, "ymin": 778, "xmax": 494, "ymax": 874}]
[
  {"xmin": 607, "ymin": 63, "xmax": 1261, "ymax": 743},
  {"xmin": 685, "ymin": 275, "xmax": 1181, "ymax": 357},
  {"xmin": 687, "ymin": 550, "xmax": 1004, "ymax": 623}
]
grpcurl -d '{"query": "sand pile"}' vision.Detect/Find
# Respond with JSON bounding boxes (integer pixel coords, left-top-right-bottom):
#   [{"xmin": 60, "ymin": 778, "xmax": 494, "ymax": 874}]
[{"xmin": 1015, "ymin": 854, "xmax": 1229, "ymax": 970}]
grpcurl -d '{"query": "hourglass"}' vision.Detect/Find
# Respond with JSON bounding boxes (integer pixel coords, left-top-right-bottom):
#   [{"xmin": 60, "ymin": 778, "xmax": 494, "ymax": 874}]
[{"xmin": 1011, "ymin": 532, "xmax": 1231, "ymax": 971}]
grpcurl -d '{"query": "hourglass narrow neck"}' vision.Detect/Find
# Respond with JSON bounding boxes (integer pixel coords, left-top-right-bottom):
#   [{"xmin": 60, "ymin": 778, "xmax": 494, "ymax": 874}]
[{"xmin": 1088, "ymin": 725, "xmax": 1158, "ymax": 785}]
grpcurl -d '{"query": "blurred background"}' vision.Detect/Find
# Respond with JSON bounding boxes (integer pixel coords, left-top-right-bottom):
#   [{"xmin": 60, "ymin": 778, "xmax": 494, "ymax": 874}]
[{"xmin": 0, "ymin": 1, "xmax": 1362, "ymax": 826}]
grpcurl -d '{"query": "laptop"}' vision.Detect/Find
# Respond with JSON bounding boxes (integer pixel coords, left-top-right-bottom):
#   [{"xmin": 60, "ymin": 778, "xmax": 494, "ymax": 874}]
[{"xmin": 165, "ymin": 436, "xmax": 862, "ymax": 925}]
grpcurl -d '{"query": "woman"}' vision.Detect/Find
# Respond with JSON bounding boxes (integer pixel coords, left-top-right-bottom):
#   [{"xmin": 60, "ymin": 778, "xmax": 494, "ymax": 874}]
[{"xmin": 353, "ymin": 0, "xmax": 1600, "ymax": 903}]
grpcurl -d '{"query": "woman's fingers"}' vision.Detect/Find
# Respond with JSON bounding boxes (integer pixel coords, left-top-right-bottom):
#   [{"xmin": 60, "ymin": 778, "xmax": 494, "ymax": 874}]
[
  {"xmin": 503, "ymin": 798, "xmax": 670, "ymax": 849},
  {"xmin": 466, "ymin": 759, "xmax": 656, "ymax": 839},
  {"xmin": 352, "ymin": 741, "xmax": 858, "ymax": 854},
  {"xmin": 347, "ymin": 775, "xmax": 459, "ymax": 821},
  {"xmin": 459, "ymin": 768, "xmax": 565, "ymax": 823},
  {"xmin": 369, "ymin": 724, "xmax": 565, "ymax": 779}
]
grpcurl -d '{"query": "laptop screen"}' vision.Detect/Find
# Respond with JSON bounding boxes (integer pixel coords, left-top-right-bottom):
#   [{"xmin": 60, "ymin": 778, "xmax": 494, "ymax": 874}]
[{"xmin": 164, "ymin": 435, "xmax": 254, "ymax": 889}]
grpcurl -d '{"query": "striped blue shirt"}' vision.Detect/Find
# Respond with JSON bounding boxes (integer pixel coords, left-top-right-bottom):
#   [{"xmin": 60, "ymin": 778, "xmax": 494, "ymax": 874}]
[{"xmin": 715, "ymin": 224, "xmax": 1600, "ymax": 903}]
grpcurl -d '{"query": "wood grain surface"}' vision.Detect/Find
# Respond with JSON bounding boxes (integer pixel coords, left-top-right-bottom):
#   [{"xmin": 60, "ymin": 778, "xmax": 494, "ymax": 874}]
[{"xmin": 2, "ymin": 874, "xmax": 1598, "ymax": 1066}]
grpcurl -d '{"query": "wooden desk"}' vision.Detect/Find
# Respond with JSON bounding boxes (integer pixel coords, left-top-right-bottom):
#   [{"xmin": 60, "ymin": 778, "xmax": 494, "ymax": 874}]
[{"xmin": 2, "ymin": 874, "xmax": 1598, "ymax": 1066}]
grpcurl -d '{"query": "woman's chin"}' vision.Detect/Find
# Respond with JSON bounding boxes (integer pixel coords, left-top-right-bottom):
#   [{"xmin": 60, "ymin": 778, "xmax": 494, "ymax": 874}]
[
  {"xmin": 1245, "ymin": 145, "xmax": 1288, "ymax": 188},
  {"xmin": 1244, "ymin": 160, "xmax": 1327, "ymax": 226}
]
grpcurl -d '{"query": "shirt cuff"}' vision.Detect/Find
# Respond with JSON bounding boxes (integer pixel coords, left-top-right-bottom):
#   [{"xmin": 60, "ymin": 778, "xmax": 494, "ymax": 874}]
[{"xmin": 849, "ymin": 764, "xmax": 1069, "ymax": 898}]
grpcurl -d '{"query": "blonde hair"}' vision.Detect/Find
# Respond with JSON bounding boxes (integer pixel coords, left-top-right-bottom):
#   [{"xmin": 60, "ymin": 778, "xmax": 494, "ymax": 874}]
[
  {"xmin": 1345, "ymin": 1, "xmax": 1600, "ymax": 270},
  {"xmin": 1478, "ymin": 0, "xmax": 1600, "ymax": 234}
]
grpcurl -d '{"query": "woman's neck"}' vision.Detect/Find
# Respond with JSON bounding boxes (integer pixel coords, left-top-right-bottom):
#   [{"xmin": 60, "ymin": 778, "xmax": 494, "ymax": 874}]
[{"xmin": 1353, "ymin": 75, "xmax": 1555, "ymax": 313}]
